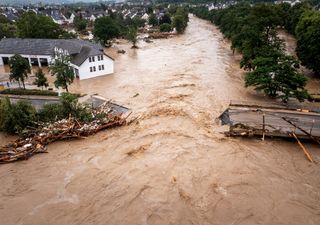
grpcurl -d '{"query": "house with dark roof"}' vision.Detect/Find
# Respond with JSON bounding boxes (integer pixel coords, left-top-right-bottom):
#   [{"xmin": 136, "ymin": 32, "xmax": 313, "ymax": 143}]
[{"xmin": 0, "ymin": 38, "xmax": 114, "ymax": 80}]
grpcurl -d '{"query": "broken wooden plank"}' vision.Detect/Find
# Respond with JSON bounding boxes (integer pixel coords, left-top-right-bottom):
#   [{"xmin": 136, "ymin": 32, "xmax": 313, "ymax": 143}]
[
  {"xmin": 290, "ymin": 132, "xmax": 314, "ymax": 163},
  {"xmin": 282, "ymin": 117, "xmax": 320, "ymax": 145}
]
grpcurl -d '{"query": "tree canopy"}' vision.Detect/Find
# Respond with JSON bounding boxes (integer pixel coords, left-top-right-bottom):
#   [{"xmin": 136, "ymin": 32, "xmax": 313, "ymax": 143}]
[
  {"xmin": 127, "ymin": 26, "xmax": 138, "ymax": 48},
  {"xmin": 50, "ymin": 51, "xmax": 75, "ymax": 92},
  {"xmin": 192, "ymin": 3, "xmax": 309, "ymax": 101},
  {"xmin": 9, "ymin": 54, "xmax": 31, "ymax": 89},
  {"xmin": 33, "ymin": 68, "xmax": 49, "ymax": 90},
  {"xmin": 16, "ymin": 11, "xmax": 63, "ymax": 39},
  {"xmin": 295, "ymin": 10, "xmax": 320, "ymax": 74},
  {"xmin": 73, "ymin": 16, "xmax": 87, "ymax": 32},
  {"xmin": 93, "ymin": 16, "xmax": 121, "ymax": 44},
  {"xmin": 0, "ymin": 15, "xmax": 16, "ymax": 40}
]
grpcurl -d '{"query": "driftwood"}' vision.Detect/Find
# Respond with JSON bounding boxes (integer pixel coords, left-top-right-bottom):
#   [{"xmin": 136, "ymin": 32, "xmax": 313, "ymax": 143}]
[
  {"xmin": 290, "ymin": 132, "xmax": 314, "ymax": 163},
  {"xmin": 0, "ymin": 103, "xmax": 129, "ymax": 163}
]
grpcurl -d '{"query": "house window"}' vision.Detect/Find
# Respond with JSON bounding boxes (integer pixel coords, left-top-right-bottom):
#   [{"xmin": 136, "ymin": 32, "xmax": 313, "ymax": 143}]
[
  {"xmin": 102, "ymin": 65, "xmax": 104, "ymax": 70},
  {"xmin": 98, "ymin": 65, "xmax": 101, "ymax": 70},
  {"xmin": 97, "ymin": 55, "xmax": 103, "ymax": 61},
  {"xmin": 89, "ymin": 57, "xmax": 92, "ymax": 63},
  {"xmin": 92, "ymin": 56, "xmax": 95, "ymax": 62},
  {"xmin": 90, "ymin": 67, "xmax": 93, "ymax": 72},
  {"xmin": 93, "ymin": 66, "xmax": 96, "ymax": 72}
]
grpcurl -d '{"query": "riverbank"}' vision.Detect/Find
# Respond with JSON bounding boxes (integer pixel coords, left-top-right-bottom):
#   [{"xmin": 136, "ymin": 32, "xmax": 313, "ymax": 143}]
[{"xmin": 1, "ymin": 15, "xmax": 320, "ymax": 225}]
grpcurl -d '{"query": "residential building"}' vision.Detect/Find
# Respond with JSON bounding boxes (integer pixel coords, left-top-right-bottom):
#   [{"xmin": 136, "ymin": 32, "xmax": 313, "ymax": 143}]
[{"xmin": 0, "ymin": 38, "xmax": 114, "ymax": 80}]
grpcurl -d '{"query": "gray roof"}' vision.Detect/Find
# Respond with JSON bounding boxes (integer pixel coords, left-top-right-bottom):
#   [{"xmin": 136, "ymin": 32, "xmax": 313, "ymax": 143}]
[{"xmin": 0, "ymin": 38, "xmax": 112, "ymax": 66}]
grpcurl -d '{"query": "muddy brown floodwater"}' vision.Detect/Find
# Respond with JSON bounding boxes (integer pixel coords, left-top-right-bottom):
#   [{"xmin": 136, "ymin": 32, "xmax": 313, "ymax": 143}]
[{"xmin": 1, "ymin": 15, "xmax": 320, "ymax": 225}]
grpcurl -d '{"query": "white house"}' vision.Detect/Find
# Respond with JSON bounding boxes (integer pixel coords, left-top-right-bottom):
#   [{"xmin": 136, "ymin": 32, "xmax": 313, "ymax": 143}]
[
  {"xmin": 141, "ymin": 13, "xmax": 149, "ymax": 20},
  {"xmin": 0, "ymin": 38, "xmax": 114, "ymax": 80},
  {"xmin": 68, "ymin": 13, "xmax": 76, "ymax": 24}
]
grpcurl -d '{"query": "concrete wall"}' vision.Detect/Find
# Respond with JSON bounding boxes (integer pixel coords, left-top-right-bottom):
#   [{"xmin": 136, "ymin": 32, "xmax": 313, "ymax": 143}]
[{"xmin": 77, "ymin": 54, "xmax": 114, "ymax": 80}]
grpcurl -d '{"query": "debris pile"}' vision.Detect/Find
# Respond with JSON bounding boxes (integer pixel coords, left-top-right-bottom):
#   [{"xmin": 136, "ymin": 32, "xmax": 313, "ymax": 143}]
[
  {"xmin": 0, "ymin": 102, "xmax": 130, "ymax": 163},
  {"xmin": 148, "ymin": 32, "xmax": 175, "ymax": 39}
]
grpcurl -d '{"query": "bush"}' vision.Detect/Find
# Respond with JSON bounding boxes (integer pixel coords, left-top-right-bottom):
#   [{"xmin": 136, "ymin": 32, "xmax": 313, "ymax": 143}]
[
  {"xmin": 38, "ymin": 93, "xmax": 92, "ymax": 122},
  {"xmin": 37, "ymin": 103, "xmax": 65, "ymax": 122},
  {"xmin": 0, "ymin": 93, "xmax": 92, "ymax": 134},
  {"xmin": 0, "ymin": 98, "xmax": 37, "ymax": 134},
  {"xmin": 160, "ymin": 23, "xmax": 172, "ymax": 32},
  {"xmin": 60, "ymin": 93, "xmax": 92, "ymax": 122},
  {"xmin": 0, "ymin": 88, "xmax": 58, "ymax": 96}
]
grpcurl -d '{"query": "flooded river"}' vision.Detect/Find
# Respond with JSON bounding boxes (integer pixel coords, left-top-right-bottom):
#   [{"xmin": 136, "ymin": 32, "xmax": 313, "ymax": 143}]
[{"xmin": 1, "ymin": 15, "xmax": 320, "ymax": 225}]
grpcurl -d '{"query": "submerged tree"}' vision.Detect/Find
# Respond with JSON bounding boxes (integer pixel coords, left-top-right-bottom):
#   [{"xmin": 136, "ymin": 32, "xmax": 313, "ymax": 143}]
[
  {"xmin": 33, "ymin": 68, "xmax": 49, "ymax": 90},
  {"xmin": 9, "ymin": 54, "xmax": 31, "ymax": 89},
  {"xmin": 49, "ymin": 51, "xmax": 75, "ymax": 92},
  {"xmin": 172, "ymin": 15, "xmax": 186, "ymax": 33},
  {"xmin": 127, "ymin": 27, "xmax": 138, "ymax": 48}
]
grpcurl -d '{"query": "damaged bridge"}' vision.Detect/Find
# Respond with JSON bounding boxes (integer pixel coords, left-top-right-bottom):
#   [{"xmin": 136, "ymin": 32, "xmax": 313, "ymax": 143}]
[{"xmin": 220, "ymin": 101, "xmax": 320, "ymax": 141}]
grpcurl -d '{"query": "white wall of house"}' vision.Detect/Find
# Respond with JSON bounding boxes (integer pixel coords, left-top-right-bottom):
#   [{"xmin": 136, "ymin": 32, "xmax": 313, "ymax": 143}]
[
  {"xmin": 89, "ymin": 15, "xmax": 96, "ymax": 22},
  {"xmin": 69, "ymin": 13, "xmax": 75, "ymax": 24},
  {"xmin": 77, "ymin": 54, "xmax": 114, "ymax": 80}
]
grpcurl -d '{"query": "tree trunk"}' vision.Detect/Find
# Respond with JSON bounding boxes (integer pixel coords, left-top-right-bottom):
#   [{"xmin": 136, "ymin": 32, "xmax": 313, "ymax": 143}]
[
  {"xmin": 65, "ymin": 85, "xmax": 69, "ymax": 92},
  {"xmin": 22, "ymin": 80, "xmax": 26, "ymax": 90}
]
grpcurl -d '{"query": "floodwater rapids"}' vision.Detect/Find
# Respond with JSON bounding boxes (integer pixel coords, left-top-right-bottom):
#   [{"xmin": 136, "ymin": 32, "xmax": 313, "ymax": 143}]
[{"xmin": 1, "ymin": 15, "xmax": 320, "ymax": 225}]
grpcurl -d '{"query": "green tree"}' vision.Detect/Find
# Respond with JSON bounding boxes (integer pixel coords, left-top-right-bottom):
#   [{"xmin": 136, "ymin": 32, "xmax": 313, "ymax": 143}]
[
  {"xmin": 74, "ymin": 16, "xmax": 87, "ymax": 32},
  {"xmin": 33, "ymin": 68, "xmax": 48, "ymax": 90},
  {"xmin": 160, "ymin": 23, "xmax": 172, "ymax": 32},
  {"xmin": 60, "ymin": 31, "xmax": 77, "ymax": 39},
  {"xmin": 9, "ymin": 54, "xmax": 31, "ymax": 89},
  {"xmin": 148, "ymin": 13, "xmax": 158, "ymax": 26},
  {"xmin": 172, "ymin": 15, "xmax": 186, "ymax": 33},
  {"xmin": 93, "ymin": 16, "xmax": 120, "ymax": 45},
  {"xmin": 295, "ymin": 10, "xmax": 320, "ymax": 74},
  {"xmin": 159, "ymin": 13, "xmax": 172, "ymax": 25},
  {"xmin": 245, "ymin": 54, "xmax": 308, "ymax": 102},
  {"xmin": 285, "ymin": 2, "xmax": 311, "ymax": 34},
  {"xmin": 0, "ymin": 15, "xmax": 17, "ymax": 40},
  {"xmin": 147, "ymin": 6, "xmax": 153, "ymax": 15},
  {"xmin": 16, "ymin": 11, "xmax": 63, "ymax": 39},
  {"xmin": 0, "ymin": 23, "xmax": 17, "ymax": 40},
  {"xmin": 127, "ymin": 27, "xmax": 138, "ymax": 48},
  {"xmin": 176, "ymin": 7, "xmax": 189, "ymax": 23},
  {"xmin": 49, "ymin": 51, "xmax": 75, "ymax": 92}
]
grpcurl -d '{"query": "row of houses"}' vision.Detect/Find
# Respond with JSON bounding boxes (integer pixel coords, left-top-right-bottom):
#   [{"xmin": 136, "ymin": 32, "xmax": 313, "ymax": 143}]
[{"xmin": 0, "ymin": 2, "xmax": 153, "ymax": 25}]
